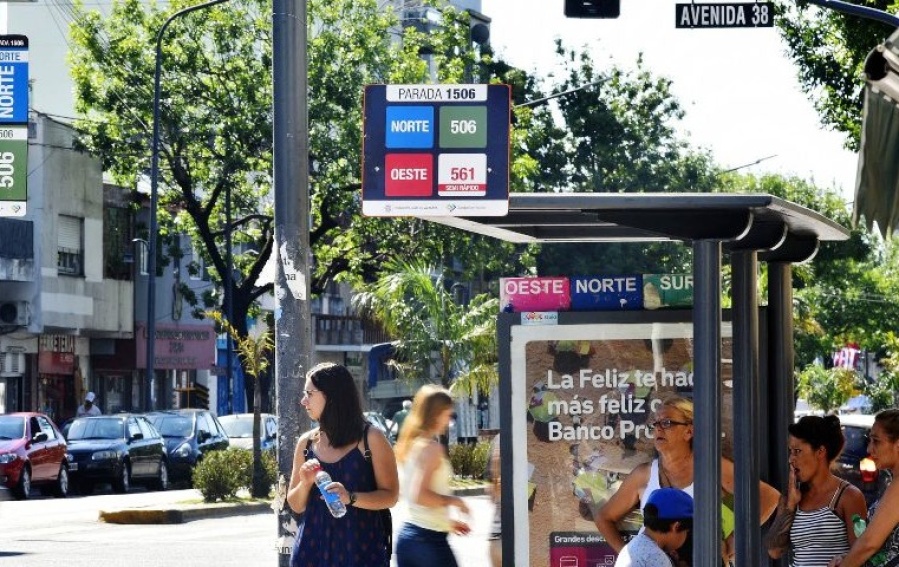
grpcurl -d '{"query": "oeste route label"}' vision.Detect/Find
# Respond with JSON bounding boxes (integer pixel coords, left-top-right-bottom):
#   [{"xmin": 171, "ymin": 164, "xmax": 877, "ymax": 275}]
[{"xmin": 362, "ymin": 83, "xmax": 510, "ymax": 217}]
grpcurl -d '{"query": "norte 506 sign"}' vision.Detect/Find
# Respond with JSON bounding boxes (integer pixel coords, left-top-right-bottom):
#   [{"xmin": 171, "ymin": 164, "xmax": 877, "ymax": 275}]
[{"xmin": 675, "ymin": 2, "xmax": 774, "ymax": 28}]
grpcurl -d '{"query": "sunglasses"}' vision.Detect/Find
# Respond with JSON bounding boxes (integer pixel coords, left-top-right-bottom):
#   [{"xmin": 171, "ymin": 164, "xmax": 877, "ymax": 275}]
[{"xmin": 648, "ymin": 419, "xmax": 691, "ymax": 431}]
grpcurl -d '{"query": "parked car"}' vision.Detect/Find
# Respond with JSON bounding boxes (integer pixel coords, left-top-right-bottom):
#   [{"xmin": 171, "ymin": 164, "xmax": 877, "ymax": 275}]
[
  {"xmin": 837, "ymin": 413, "xmax": 885, "ymax": 505},
  {"xmin": 364, "ymin": 411, "xmax": 396, "ymax": 444},
  {"xmin": 0, "ymin": 412, "xmax": 69, "ymax": 499},
  {"xmin": 65, "ymin": 414, "xmax": 168, "ymax": 494},
  {"xmin": 218, "ymin": 413, "xmax": 278, "ymax": 453},
  {"xmin": 145, "ymin": 409, "xmax": 229, "ymax": 483}
]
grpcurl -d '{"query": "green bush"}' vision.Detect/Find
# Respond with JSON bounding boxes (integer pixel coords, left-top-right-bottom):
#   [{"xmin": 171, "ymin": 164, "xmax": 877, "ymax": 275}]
[
  {"xmin": 448, "ymin": 441, "xmax": 491, "ymax": 479},
  {"xmin": 193, "ymin": 448, "xmax": 278, "ymax": 502},
  {"xmin": 193, "ymin": 449, "xmax": 244, "ymax": 502}
]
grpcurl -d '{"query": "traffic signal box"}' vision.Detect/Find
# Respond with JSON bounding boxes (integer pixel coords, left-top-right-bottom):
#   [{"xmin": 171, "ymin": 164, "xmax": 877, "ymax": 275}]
[{"xmin": 565, "ymin": 0, "xmax": 620, "ymax": 18}]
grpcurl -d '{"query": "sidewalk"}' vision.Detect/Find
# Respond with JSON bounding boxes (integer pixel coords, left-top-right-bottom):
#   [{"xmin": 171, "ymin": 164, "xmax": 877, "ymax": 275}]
[{"xmin": 98, "ymin": 487, "xmax": 495, "ymax": 565}]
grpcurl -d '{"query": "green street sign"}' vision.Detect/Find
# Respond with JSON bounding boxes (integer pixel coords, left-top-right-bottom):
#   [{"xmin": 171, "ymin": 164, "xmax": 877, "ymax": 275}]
[{"xmin": 0, "ymin": 125, "xmax": 27, "ymax": 217}]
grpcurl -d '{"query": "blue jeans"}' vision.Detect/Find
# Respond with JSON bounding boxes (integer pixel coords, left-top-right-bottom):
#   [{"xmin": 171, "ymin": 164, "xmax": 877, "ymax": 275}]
[{"xmin": 395, "ymin": 522, "xmax": 458, "ymax": 567}]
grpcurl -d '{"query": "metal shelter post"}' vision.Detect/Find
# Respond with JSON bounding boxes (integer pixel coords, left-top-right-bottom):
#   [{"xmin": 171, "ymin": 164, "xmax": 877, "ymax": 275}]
[
  {"xmin": 692, "ymin": 239, "xmax": 722, "ymax": 567},
  {"xmin": 767, "ymin": 261, "xmax": 795, "ymax": 567},
  {"xmin": 732, "ymin": 250, "xmax": 761, "ymax": 565}
]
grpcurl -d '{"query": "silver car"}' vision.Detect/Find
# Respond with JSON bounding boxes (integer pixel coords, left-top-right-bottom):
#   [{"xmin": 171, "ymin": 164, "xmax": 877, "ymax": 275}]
[{"xmin": 218, "ymin": 413, "xmax": 278, "ymax": 452}]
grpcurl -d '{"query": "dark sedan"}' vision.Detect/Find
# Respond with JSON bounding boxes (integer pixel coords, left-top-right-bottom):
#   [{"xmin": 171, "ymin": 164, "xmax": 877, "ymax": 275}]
[
  {"xmin": 65, "ymin": 415, "xmax": 169, "ymax": 494},
  {"xmin": 146, "ymin": 409, "xmax": 229, "ymax": 483},
  {"xmin": 0, "ymin": 412, "xmax": 69, "ymax": 499}
]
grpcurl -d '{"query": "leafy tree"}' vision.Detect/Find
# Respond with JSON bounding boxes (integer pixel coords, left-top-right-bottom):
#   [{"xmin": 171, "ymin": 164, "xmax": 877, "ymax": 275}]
[
  {"xmin": 775, "ymin": 1, "xmax": 896, "ymax": 152},
  {"xmin": 796, "ymin": 364, "xmax": 859, "ymax": 413},
  {"xmin": 351, "ymin": 260, "xmax": 499, "ymax": 395},
  {"xmin": 207, "ymin": 310, "xmax": 272, "ymax": 497},
  {"xmin": 68, "ymin": 0, "xmax": 534, "ymax": 409},
  {"xmin": 866, "ymin": 333, "xmax": 899, "ymax": 411}
]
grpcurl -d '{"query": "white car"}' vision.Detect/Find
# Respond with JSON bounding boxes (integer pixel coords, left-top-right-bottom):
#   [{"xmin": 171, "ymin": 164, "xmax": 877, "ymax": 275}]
[{"xmin": 218, "ymin": 413, "xmax": 278, "ymax": 452}]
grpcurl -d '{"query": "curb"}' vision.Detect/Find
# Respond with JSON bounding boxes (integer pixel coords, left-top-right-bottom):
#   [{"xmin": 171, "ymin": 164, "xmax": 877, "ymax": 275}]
[
  {"xmin": 453, "ymin": 486, "xmax": 489, "ymax": 497},
  {"xmin": 99, "ymin": 501, "xmax": 272, "ymax": 524}
]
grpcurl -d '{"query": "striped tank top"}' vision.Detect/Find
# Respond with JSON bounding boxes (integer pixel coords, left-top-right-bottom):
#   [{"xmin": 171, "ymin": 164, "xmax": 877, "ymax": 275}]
[{"xmin": 789, "ymin": 481, "xmax": 850, "ymax": 567}]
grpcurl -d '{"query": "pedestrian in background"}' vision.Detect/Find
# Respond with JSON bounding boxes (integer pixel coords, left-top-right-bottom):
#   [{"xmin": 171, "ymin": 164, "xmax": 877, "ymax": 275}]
[
  {"xmin": 286, "ymin": 363, "xmax": 398, "ymax": 567},
  {"xmin": 829, "ymin": 409, "xmax": 899, "ymax": 567},
  {"xmin": 614, "ymin": 487, "xmax": 694, "ymax": 567},
  {"xmin": 395, "ymin": 385, "xmax": 471, "ymax": 567},
  {"xmin": 392, "ymin": 400, "xmax": 412, "ymax": 437},
  {"xmin": 76, "ymin": 392, "xmax": 101, "ymax": 417},
  {"xmin": 766, "ymin": 415, "xmax": 866, "ymax": 566}
]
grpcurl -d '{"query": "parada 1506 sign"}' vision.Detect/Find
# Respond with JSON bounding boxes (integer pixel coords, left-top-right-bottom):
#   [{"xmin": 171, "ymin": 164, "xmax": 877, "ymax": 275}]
[{"xmin": 361, "ymin": 84, "xmax": 511, "ymax": 217}]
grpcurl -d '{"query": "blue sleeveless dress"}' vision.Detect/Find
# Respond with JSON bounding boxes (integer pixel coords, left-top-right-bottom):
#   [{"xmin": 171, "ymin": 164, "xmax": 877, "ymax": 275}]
[{"xmin": 290, "ymin": 446, "xmax": 390, "ymax": 567}]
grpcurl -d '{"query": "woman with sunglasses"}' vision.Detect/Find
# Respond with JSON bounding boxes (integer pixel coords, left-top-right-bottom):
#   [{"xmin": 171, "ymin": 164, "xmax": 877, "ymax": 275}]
[
  {"xmin": 394, "ymin": 384, "xmax": 471, "ymax": 567},
  {"xmin": 829, "ymin": 409, "xmax": 899, "ymax": 567},
  {"xmin": 766, "ymin": 415, "xmax": 866, "ymax": 566},
  {"xmin": 287, "ymin": 363, "xmax": 399, "ymax": 567},
  {"xmin": 595, "ymin": 394, "xmax": 780, "ymax": 565}
]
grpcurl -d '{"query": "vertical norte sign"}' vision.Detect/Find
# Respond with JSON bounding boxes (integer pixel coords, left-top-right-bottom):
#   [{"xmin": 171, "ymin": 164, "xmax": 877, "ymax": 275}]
[
  {"xmin": 0, "ymin": 36, "xmax": 28, "ymax": 124},
  {"xmin": 0, "ymin": 35, "xmax": 27, "ymax": 218}
]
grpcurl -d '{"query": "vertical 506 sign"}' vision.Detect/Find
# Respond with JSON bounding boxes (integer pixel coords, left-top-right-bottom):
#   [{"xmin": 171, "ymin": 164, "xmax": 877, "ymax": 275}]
[{"xmin": 0, "ymin": 126, "xmax": 26, "ymax": 217}]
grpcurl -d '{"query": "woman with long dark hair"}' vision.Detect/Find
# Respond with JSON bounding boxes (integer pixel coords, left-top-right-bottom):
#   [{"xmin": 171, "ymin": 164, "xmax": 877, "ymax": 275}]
[
  {"xmin": 766, "ymin": 415, "xmax": 867, "ymax": 566},
  {"xmin": 287, "ymin": 363, "xmax": 398, "ymax": 567}
]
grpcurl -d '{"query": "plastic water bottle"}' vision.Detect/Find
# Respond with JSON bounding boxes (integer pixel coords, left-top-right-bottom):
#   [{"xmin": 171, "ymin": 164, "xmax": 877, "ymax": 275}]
[
  {"xmin": 853, "ymin": 514, "xmax": 866, "ymax": 538},
  {"xmin": 313, "ymin": 465, "xmax": 346, "ymax": 518}
]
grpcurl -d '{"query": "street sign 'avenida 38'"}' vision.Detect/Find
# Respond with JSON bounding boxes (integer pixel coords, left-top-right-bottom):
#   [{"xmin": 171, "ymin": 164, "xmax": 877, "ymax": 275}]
[{"xmin": 676, "ymin": 2, "xmax": 774, "ymax": 28}]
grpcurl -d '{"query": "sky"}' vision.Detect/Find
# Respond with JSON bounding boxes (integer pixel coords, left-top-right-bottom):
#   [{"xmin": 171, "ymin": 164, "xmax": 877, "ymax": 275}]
[{"xmin": 481, "ymin": 0, "xmax": 861, "ymax": 203}]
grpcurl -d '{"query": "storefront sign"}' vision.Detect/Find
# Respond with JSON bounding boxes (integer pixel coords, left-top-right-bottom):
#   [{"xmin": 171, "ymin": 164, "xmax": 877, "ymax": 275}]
[{"xmin": 135, "ymin": 323, "xmax": 216, "ymax": 370}]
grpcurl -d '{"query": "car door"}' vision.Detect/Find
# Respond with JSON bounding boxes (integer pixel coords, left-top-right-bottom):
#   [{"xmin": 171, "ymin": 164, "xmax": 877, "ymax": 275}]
[
  {"xmin": 126, "ymin": 418, "xmax": 148, "ymax": 477},
  {"xmin": 26, "ymin": 417, "xmax": 51, "ymax": 481},
  {"xmin": 35, "ymin": 416, "xmax": 64, "ymax": 480},
  {"xmin": 136, "ymin": 418, "xmax": 163, "ymax": 476}
]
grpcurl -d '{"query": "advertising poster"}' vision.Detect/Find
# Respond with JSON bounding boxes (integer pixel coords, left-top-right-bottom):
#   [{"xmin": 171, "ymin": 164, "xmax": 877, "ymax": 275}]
[{"xmin": 507, "ymin": 315, "xmax": 733, "ymax": 567}]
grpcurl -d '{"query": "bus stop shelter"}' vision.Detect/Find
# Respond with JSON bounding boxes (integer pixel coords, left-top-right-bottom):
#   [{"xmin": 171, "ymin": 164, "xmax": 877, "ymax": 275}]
[{"xmin": 425, "ymin": 192, "xmax": 850, "ymax": 567}]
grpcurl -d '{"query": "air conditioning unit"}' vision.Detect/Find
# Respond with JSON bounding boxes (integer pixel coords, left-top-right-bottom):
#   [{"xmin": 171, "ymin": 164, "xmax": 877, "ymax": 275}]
[{"xmin": 0, "ymin": 301, "xmax": 29, "ymax": 326}]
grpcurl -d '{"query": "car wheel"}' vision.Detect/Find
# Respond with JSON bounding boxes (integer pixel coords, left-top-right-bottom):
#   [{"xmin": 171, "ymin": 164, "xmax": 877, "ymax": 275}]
[
  {"xmin": 12, "ymin": 466, "xmax": 31, "ymax": 500},
  {"xmin": 151, "ymin": 460, "xmax": 169, "ymax": 491},
  {"xmin": 112, "ymin": 461, "xmax": 131, "ymax": 493},
  {"xmin": 53, "ymin": 464, "xmax": 69, "ymax": 498}
]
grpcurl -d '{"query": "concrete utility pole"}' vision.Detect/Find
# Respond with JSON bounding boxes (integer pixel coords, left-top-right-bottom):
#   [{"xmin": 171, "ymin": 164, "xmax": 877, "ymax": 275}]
[{"xmin": 272, "ymin": 0, "xmax": 311, "ymax": 563}]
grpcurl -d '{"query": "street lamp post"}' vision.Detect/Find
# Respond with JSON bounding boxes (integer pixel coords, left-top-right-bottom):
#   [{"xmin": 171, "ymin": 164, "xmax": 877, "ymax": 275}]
[{"xmin": 147, "ymin": 0, "xmax": 231, "ymax": 411}]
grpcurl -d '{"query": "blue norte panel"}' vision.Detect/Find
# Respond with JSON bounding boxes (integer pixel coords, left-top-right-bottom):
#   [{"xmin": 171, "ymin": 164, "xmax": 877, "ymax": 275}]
[
  {"xmin": 385, "ymin": 105, "xmax": 434, "ymax": 149},
  {"xmin": 570, "ymin": 275, "xmax": 643, "ymax": 311},
  {"xmin": 0, "ymin": 36, "xmax": 28, "ymax": 125}
]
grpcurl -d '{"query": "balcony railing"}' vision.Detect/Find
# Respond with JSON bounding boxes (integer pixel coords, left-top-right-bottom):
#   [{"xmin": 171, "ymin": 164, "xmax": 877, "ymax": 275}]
[{"xmin": 313, "ymin": 314, "xmax": 391, "ymax": 346}]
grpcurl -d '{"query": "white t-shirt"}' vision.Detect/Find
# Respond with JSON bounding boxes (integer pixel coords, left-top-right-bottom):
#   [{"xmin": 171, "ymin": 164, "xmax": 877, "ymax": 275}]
[
  {"xmin": 76, "ymin": 404, "xmax": 101, "ymax": 417},
  {"xmin": 614, "ymin": 533, "xmax": 675, "ymax": 567}
]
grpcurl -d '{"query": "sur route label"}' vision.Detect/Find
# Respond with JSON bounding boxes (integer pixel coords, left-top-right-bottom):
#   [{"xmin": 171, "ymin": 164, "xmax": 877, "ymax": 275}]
[{"xmin": 675, "ymin": 2, "xmax": 774, "ymax": 28}]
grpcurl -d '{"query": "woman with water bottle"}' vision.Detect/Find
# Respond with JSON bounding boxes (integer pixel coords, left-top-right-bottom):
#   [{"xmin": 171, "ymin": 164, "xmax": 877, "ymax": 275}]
[
  {"xmin": 287, "ymin": 363, "xmax": 399, "ymax": 567},
  {"xmin": 830, "ymin": 409, "xmax": 899, "ymax": 567},
  {"xmin": 765, "ymin": 415, "xmax": 867, "ymax": 566},
  {"xmin": 394, "ymin": 384, "xmax": 471, "ymax": 567}
]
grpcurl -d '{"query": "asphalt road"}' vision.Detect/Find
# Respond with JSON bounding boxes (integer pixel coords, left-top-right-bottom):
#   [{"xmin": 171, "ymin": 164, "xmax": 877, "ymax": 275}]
[{"xmin": 0, "ymin": 485, "xmax": 494, "ymax": 567}]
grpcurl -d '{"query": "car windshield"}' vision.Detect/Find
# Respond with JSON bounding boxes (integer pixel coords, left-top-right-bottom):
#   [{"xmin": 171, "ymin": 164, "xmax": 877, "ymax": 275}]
[
  {"xmin": 220, "ymin": 417, "xmax": 254, "ymax": 438},
  {"xmin": 67, "ymin": 418, "xmax": 124, "ymax": 440},
  {"xmin": 148, "ymin": 415, "xmax": 193, "ymax": 437},
  {"xmin": 0, "ymin": 416, "xmax": 24, "ymax": 439}
]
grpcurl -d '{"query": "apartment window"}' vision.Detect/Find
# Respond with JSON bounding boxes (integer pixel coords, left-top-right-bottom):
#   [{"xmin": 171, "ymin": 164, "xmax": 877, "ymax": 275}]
[
  {"xmin": 57, "ymin": 215, "xmax": 83, "ymax": 276},
  {"xmin": 189, "ymin": 242, "xmax": 210, "ymax": 281},
  {"xmin": 104, "ymin": 205, "xmax": 133, "ymax": 280}
]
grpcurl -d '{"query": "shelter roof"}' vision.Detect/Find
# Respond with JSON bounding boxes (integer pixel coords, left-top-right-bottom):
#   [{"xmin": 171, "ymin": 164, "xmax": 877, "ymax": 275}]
[{"xmin": 424, "ymin": 193, "xmax": 849, "ymax": 263}]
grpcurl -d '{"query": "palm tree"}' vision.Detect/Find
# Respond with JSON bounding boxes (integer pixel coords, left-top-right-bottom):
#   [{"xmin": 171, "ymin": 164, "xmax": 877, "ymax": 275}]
[
  {"xmin": 207, "ymin": 311, "xmax": 273, "ymax": 498},
  {"xmin": 352, "ymin": 260, "xmax": 498, "ymax": 395}
]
